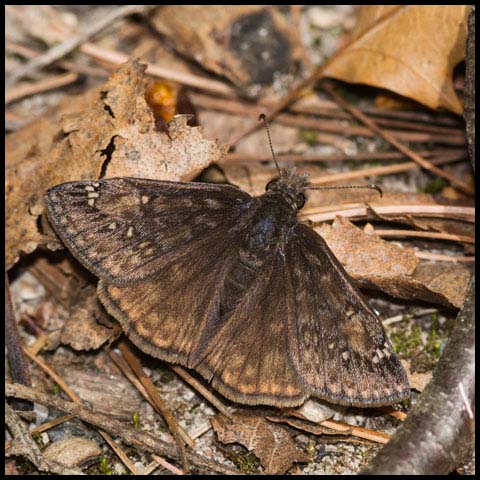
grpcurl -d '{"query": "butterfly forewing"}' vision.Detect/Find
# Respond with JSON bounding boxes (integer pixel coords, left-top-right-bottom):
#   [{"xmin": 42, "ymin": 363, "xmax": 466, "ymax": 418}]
[
  {"xmin": 285, "ymin": 224, "xmax": 410, "ymax": 406},
  {"xmin": 45, "ymin": 178, "xmax": 251, "ymax": 285}
]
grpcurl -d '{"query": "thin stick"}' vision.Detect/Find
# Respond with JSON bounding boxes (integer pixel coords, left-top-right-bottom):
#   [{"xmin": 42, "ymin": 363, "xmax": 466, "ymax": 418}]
[
  {"xmin": 5, "ymin": 72, "xmax": 78, "ymax": 104},
  {"xmin": 80, "ymin": 42, "xmax": 236, "ymax": 97},
  {"xmin": 306, "ymin": 155, "xmax": 469, "ymax": 186},
  {"xmin": 7, "ymin": 5, "xmax": 155, "ymax": 86},
  {"xmin": 321, "ymin": 81, "xmax": 473, "ymax": 195},
  {"xmin": 374, "ymin": 229, "xmax": 474, "ymax": 245},
  {"xmin": 171, "ymin": 366, "xmax": 233, "ymax": 418},
  {"xmin": 6, "ymin": 382, "xmax": 239, "ymax": 475},
  {"xmin": 414, "ymin": 251, "xmax": 475, "ymax": 263},
  {"xmin": 151, "ymin": 454, "xmax": 185, "ymax": 475},
  {"xmin": 302, "ymin": 204, "xmax": 475, "ymax": 223},
  {"xmin": 5, "ymin": 272, "xmax": 32, "ymax": 412},
  {"xmin": 118, "ymin": 341, "xmax": 191, "ymax": 473},
  {"xmin": 222, "ymin": 149, "xmax": 466, "ymax": 164}
]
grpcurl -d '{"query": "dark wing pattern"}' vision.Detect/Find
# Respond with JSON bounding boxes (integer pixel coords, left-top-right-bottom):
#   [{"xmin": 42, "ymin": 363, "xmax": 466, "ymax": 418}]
[
  {"xmin": 45, "ymin": 178, "xmax": 251, "ymax": 285},
  {"xmin": 284, "ymin": 224, "xmax": 410, "ymax": 407},
  {"xmin": 98, "ymin": 237, "xmax": 307, "ymax": 407}
]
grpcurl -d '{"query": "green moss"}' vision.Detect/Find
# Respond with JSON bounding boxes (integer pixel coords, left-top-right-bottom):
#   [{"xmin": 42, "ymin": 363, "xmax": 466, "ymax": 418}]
[
  {"xmin": 389, "ymin": 312, "xmax": 447, "ymax": 373},
  {"xmin": 189, "ymin": 403, "xmax": 201, "ymax": 414},
  {"xmin": 51, "ymin": 384, "xmax": 61, "ymax": 395},
  {"xmin": 423, "ymin": 177, "xmax": 449, "ymax": 194},
  {"xmin": 132, "ymin": 410, "xmax": 140, "ymax": 429},
  {"xmin": 224, "ymin": 450, "xmax": 261, "ymax": 474},
  {"xmin": 98, "ymin": 456, "xmax": 113, "ymax": 475}
]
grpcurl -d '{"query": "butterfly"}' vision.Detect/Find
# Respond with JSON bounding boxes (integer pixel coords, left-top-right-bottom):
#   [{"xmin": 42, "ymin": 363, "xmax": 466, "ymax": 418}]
[{"xmin": 45, "ymin": 161, "xmax": 410, "ymax": 408}]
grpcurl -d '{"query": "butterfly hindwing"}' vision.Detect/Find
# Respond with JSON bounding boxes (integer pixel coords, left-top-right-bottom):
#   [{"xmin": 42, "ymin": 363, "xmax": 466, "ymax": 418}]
[
  {"xmin": 45, "ymin": 177, "xmax": 251, "ymax": 285},
  {"xmin": 285, "ymin": 224, "xmax": 410, "ymax": 406}
]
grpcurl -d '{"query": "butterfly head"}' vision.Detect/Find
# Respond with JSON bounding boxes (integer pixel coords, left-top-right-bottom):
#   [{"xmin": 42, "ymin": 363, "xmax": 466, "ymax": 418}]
[{"xmin": 265, "ymin": 168, "xmax": 309, "ymax": 210}]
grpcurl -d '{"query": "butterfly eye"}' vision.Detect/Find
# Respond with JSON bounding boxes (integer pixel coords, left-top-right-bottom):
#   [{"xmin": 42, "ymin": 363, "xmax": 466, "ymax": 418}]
[
  {"xmin": 265, "ymin": 178, "xmax": 279, "ymax": 191},
  {"xmin": 295, "ymin": 193, "xmax": 306, "ymax": 209}
]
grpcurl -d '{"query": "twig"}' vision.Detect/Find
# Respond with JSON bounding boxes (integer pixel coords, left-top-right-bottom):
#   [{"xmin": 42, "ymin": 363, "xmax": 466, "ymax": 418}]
[
  {"xmin": 7, "ymin": 5, "xmax": 155, "ymax": 86},
  {"xmin": 6, "ymin": 39, "xmax": 109, "ymax": 78},
  {"xmin": 413, "ymin": 251, "xmax": 475, "ymax": 263},
  {"xmin": 171, "ymin": 366, "xmax": 234, "ymax": 418},
  {"xmin": 5, "ymin": 72, "xmax": 78, "ymax": 104},
  {"xmin": 22, "ymin": 347, "xmax": 140, "ymax": 474},
  {"xmin": 6, "ymin": 382, "xmax": 239, "ymax": 475},
  {"xmin": 5, "ymin": 403, "xmax": 84, "ymax": 475},
  {"xmin": 151, "ymin": 454, "xmax": 185, "ymax": 475},
  {"xmin": 222, "ymin": 149, "xmax": 466, "ymax": 164},
  {"xmin": 319, "ymin": 419, "xmax": 391, "ymax": 444},
  {"xmin": 80, "ymin": 42, "xmax": 237, "ymax": 97},
  {"xmin": 302, "ymin": 204, "xmax": 475, "ymax": 223},
  {"xmin": 321, "ymin": 81, "xmax": 473, "ymax": 195},
  {"xmin": 382, "ymin": 308, "xmax": 439, "ymax": 326},
  {"xmin": 117, "ymin": 341, "xmax": 192, "ymax": 473},
  {"xmin": 374, "ymin": 229, "xmax": 474, "ymax": 245},
  {"xmin": 5, "ymin": 272, "xmax": 32, "ymax": 412},
  {"xmin": 304, "ymin": 154, "xmax": 465, "ymax": 186}
]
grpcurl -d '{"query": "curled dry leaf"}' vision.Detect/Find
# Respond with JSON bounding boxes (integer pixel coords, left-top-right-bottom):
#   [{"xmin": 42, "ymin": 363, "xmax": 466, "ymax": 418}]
[
  {"xmin": 211, "ymin": 411, "xmax": 309, "ymax": 474},
  {"xmin": 152, "ymin": 5, "xmax": 303, "ymax": 89},
  {"xmin": 315, "ymin": 217, "xmax": 471, "ymax": 309},
  {"xmin": 5, "ymin": 58, "xmax": 228, "ymax": 268},
  {"xmin": 324, "ymin": 5, "xmax": 469, "ymax": 114},
  {"xmin": 43, "ymin": 437, "xmax": 102, "ymax": 468}
]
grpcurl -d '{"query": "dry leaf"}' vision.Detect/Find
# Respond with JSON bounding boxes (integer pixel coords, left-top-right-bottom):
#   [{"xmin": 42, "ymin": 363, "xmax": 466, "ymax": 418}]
[
  {"xmin": 6, "ymin": 59, "xmax": 228, "ymax": 268},
  {"xmin": 315, "ymin": 217, "xmax": 471, "ymax": 309},
  {"xmin": 316, "ymin": 216, "xmax": 419, "ymax": 278},
  {"xmin": 324, "ymin": 5, "xmax": 469, "ymax": 114},
  {"xmin": 152, "ymin": 5, "xmax": 303, "ymax": 89},
  {"xmin": 412, "ymin": 262, "xmax": 472, "ymax": 309},
  {"xmin": 211, "ymin": 411, "xmax": 309, "ymax": 474},
  {"xmin": 43, "ymin": 437, "xmax": 102, "ymax": 468},
  {"xmin": 402, "ymin": 360, "xmax": 432, "ymax": 392},
  {"xmin": 60, "ymin": 285, "xmax": 122, "ymax": 351}
]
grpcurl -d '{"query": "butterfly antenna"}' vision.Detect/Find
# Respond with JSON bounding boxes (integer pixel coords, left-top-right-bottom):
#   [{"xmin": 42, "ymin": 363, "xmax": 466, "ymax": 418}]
[
  {"xmin": 305, "ymin": 184, "xmax": 383, "ymax": 197},
  {"xmin": 259, "ymin": 113, "xmax": 281, "ymax": 176}
]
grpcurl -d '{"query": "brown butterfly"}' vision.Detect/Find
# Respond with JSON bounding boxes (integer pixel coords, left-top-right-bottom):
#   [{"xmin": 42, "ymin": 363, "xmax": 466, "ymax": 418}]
[{"xmin": 44, "ymin": 121, "xmax": 409, "ymax": 408}]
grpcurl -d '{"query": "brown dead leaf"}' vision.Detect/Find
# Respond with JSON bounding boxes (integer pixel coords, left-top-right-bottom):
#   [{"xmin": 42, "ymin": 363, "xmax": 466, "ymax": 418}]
[
  {"xmin": 402, "ymin": 360, "xmax": 432, "ymax": 392},
  {"xmin": 315, "ymin": 217, "xmax": 470, "ymax": 309},
  {"xmin": 316, "ymin": 216, "xmax": 419, "ymax": 278},
  {"xmin": 152, "ymin": 6, "xmax": 303, "ymax": 89},
  {"xmin": 211, "ymin": 411, "xmax": 309, "ymax": 474},
  {"xmin": 43, "ymin": 437, "xmax": 102, "ymax": 468},
  {"xmin": 412, "ymin": 262, "xmax": 472, "ymax": 309},
  {"xmin": 6, "ymin": 58, "xmax": 228, "ymax": 268},
  {"xmin": 324, "ymin": 5, "xmax": 469, "ymax": 114},
  {"xmin": 60, "ymin": 285, "xmax": 122, "ymax": 351}
]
